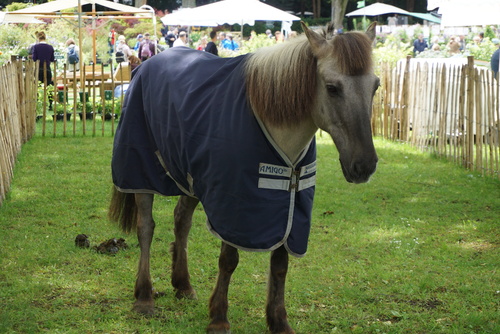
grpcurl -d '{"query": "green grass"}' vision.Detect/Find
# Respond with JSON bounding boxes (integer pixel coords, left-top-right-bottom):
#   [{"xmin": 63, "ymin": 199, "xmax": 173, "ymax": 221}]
[{"xmin": 0, "ymin": 131, "xmax": 498, "ymax": 333}]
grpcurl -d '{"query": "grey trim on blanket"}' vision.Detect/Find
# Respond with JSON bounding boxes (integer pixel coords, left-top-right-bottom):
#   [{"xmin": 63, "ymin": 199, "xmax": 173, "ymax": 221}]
[
  {"xmin": 203, "ymin": 112, "xmax": 314, "ymax": 258},
  {"xmin": 155, "ymin": 150, "xmax": 195, "ymax": 197},
  {"xmin": 114, "ymin": 186, "xmax": 166, "ymax": 196}
]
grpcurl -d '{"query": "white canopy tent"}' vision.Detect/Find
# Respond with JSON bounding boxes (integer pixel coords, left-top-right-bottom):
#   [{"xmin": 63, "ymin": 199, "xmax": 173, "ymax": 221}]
[
  {"xmin": 429, "ymin": 0, "xmax": 500, "ymax": 27},
  {"xmin": 161, "ymin": 8, "xmax": 218, "ymax": 27},
  {"xmin": 8, "ymin": 0, "xmax": 151, "ymax": 16},
  {"xmin": 161, "ymin": 0, "xmax": 300, "ymax": 36},
  {"xmin": 8, "ymin": 0, "xmax": 154, "ymax": 65},
  {"xmin": 346, "ymin": 2, "xmax": 441, "ymax": 25},
  {"xmin": 346, "ymin": 3, "xmax": 410, "ymax": 17},
  {"xmin": 0, "ymin": 12, "xmax": 46, "ymax": 24}
]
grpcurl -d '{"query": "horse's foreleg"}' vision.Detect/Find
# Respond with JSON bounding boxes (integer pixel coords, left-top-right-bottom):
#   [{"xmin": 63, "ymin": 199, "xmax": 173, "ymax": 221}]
[
  {"xmin": 207, "ymin": 242, "xmax": 239, "ymax": 334},
  {"xmin": 171, "ymin": 195, "xmax": 199, "ymax": 299},
  {"xmin": 133, "ymin": 193, "xmax": 156, "ymax": 315},
  {"xmin": 267, "ymin": 245, "xmax": 295, "ymax": 334}
]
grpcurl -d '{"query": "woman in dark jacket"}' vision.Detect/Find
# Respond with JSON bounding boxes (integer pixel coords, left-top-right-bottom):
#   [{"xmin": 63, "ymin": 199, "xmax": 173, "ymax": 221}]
[{"xmin": 32, "ymin": 31, "xmax": 55, "ymax": 85}]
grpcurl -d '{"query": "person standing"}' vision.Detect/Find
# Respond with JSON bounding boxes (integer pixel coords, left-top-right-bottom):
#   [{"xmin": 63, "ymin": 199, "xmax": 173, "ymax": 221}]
[
  {"xmin": 108, "ymin": 28, "xmax": 116, "ymax": 55},
  {"xmin": 65, "ymin": 38, "xmax": 79, "ymax": 72},
  {"xmin": 205, "ymin": 30, "xmax": 218, "ymax": 56},
  {"xmin": 138, "ymin": 33, "xmax": 156, "ymax": 62},
  {"xmin": 115, "ymin": 35, "xmax": 132, "ymax": 63},
  {"xmin": 166, "ymin": 28, "xmax": 178, "ymax": 48},
  {"xmin": 219, "ymin": 32, "xmax": 229, "ymax": 48},
  {"xmin": 32, "ymin": 31, "xmax": 55, "ymax": 85},
  {"xmin": 490, "ymin": 39, "xmax": 500, "ymax": 79},
  {"xmin": 173, "ymin": 31, "xmax": 188, "ymax": 47},
  {"xmin": 222, "ymin": 33, "xmax": 238, "ymax": 51},
  {"xmin": 32, "ymin": 31, "xmax": 55, "ymax": 110},
  {"xmin": 133, "ymin": 34, "xmax": 143, "ymax": 53}
]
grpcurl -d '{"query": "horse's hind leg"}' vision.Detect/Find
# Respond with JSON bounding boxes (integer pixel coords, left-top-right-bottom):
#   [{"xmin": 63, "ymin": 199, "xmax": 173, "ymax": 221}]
[
  {"xmin": 267, "ymin": 245, "xmax": 295, "ymax": 334},
  {"xmin": 133, "ymin": 193, "xmax": 156, "ymax": 315},
  {"xmin": 171, "ymin": 195, "xmax": 199, "ymax": 299},
  {"xmin": 207, "ymin": 242, "xmax": 239, "ymax": 334}
]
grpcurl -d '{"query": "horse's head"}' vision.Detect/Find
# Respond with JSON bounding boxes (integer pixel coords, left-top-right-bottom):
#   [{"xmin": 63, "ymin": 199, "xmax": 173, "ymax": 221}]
[{"xmin": 303, "ymin": 22, "xmax": 379, "ymax": 184}]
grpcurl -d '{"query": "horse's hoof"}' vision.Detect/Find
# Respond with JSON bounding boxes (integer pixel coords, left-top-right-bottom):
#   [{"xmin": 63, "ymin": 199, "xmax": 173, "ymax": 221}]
[
  {"xmin": 270, "ymin": 324, "xmax": 295, "ymax": 334},
  {"xmin": 133, "ymin": 301, "xmax": 155, "ymax": 316},
  {"xmin": 206, "ymin": 321, "xmax": 231, "ymax": 334},
  {"xmin": 206, "ymin": 326, "xmax": 231, "ymax": 334},
  {"xmin": 175, "ymin": 288, "xmax": 197, "ymax": 300}
]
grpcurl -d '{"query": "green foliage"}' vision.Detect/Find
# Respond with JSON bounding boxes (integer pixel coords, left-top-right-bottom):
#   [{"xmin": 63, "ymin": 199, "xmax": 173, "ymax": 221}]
[
  {"xmin": 373, "ymin": 34, "xmax": 412, "ymax": 67},
  {"xmin": 353, "ymin": 17, "xmax": 373, "ymax": 31},
  {"xmin": 36, "ymin": 82, "xmax": 54, "ymax": 115},
  {"xmin": 189, "ymin": 31, "xmax": 202, "ymax": 45},
  {"xmin": 92, "ymin": 97, "xmax": 122, "ymax": 116},
  {"xmin": 239, "ymin": 33, "xmax": 276, "ymax": 53},
  {"xmin": 76, "ymin": 100, "xmax": 92, "ymax": 111},
  {"xmin": 394, "ymin": 28, "xmax": 410, "ymax": 44},
  {"xmin": 0, "ymin": 24, "xmax": 35, "ymax": 64},
  {"xmin": 484, "ymin": 25, "xmax": 496, "ymax": 40},
  {"xmin": 5, "ymin": 1, "xmax": 28, "ymax": 11},
  {"xmin": 294, "ymin": 17, "xmax": 331, "ymax": 31},
  {"xmin": 123, "ymin": 20, "xmax": 162, "ymax": 42},
  {"xmin": 466, "ymin": 38, "xmax": 497, "ymax": 61}
]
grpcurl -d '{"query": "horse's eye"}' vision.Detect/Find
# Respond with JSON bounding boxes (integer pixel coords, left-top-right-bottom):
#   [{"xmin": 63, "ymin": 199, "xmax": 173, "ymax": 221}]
[{"xmin": 326, "ymin": 84, "xmax": 341, "ymax": 96}]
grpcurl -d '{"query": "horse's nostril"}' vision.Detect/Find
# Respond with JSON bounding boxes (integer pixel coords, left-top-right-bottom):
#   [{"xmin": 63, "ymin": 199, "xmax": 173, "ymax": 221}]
[{"xmin": 350, "ymin": 158, "xmax": 377, "ymax": 183}]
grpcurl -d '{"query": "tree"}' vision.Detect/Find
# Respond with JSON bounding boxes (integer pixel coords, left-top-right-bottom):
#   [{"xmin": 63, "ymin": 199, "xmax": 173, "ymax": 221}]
[{"xmin": 331, "ymin": 0, "xmax": 349, "ymax": 30}]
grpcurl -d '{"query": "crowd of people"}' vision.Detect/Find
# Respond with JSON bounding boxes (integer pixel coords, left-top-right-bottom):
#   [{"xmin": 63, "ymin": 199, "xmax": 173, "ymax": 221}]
[
  {"xmin": 29, "ymin": 23, "xmax": 500, "ymax": 96},
  {"xmin": 410, "ymin": 29, "xmax": 500, "ymax": 78},
  {"xmin": 413, "ymin": 33, "xmax": 472, "ymax": 56},
  {"xmin": 28, "ymin": 24, "xmax": 300, "ymax": 80}
]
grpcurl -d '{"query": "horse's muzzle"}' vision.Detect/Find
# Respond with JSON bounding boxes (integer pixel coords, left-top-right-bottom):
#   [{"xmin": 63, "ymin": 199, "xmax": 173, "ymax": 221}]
[{"xmin": 340, "ymin": 156, "xmax": 378, "ymax": 184}]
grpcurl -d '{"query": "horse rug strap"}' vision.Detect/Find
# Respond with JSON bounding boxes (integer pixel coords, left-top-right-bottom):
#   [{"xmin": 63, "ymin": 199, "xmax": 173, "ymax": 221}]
[{"xmin": 111, "ymin": 47, "xmax": 317, "ymax": 257}]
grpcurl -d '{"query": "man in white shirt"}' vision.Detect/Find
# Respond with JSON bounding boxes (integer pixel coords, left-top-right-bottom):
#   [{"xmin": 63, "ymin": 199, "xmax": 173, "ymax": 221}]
[{"xmin": 173, "ymin": 31, "xmax": 188, "ymax": 47}]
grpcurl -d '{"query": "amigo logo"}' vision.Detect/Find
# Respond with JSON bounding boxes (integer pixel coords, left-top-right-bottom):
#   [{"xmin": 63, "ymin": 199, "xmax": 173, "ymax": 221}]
[
  {"xmin": 301, "ymin": 161, "xmax": 317, "ymax": 177},
  {"xmin": 259, "ymin": 163, "xmax": 291, "ymax": 177}
]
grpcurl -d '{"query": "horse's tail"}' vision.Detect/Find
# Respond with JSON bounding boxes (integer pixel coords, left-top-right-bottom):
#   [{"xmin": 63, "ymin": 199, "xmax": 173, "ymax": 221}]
[{"xmin": 108, "ymin": 186, "xmax": 137, "ymax": 233}]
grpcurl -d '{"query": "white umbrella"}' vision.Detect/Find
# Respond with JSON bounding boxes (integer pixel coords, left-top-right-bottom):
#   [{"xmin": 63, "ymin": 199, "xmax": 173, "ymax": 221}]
[
  {"xmin": 346, "ymin": 3, "xmax": 410, "ymax": 17},
  {"xmin": 161, "ymin": 0, "xmax": 300, "ymax": 27},
  {"xmin": 161, "ymin": 8, "xmax": 218, "ymax": 27},
  {"xmin": 0, "ymin": 12, "xmax": 46, "ymax": 24}
]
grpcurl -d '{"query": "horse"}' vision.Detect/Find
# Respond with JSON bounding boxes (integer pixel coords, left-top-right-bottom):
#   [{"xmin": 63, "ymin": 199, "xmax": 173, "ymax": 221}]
[{"xmin": 109, "ymin": 22, "xmax": 379, "ymax": 334}]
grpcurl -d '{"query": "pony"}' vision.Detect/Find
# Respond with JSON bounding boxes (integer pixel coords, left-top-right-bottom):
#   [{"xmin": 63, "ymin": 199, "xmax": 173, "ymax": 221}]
[{"xmin": 109, "ymin": 22, "xmax": 379, "ymax": 334}]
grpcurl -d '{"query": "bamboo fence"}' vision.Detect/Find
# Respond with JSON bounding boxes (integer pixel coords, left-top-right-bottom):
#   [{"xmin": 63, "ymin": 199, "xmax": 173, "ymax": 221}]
[
  {"xmin": 1, "ymin": 56, "xmax": 499, "ymax": 205},
  {"xmin": 36, "ymin": 60, "xmax": 127, "ymax": 138},
  {"xmin": 373, "ymin": 56, "xmax": 499, "ymax": 179},
  {"xmin": 0, "ymin": 60, "xmax": 38, "ymax": 205}
]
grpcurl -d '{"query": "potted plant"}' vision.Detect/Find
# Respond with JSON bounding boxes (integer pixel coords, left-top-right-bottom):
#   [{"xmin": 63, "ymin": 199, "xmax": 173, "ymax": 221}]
[
  {"xmin": 52, "ymin": 103, "xmax": 72, "ymax": 121},
  {"xmin": 77, "ymin": 101, "xmax": 94, "ymax": 120},
  {"xmin": 103, "ymin": 98, "xmax": 122, "ymax": 120}
]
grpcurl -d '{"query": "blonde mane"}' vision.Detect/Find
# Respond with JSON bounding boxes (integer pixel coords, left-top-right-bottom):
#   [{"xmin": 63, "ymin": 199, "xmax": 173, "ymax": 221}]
[
  {"xmin": 245, "ymin": 35, "xmax": 316, "ymax": 127},
  {"xmin": 245, "ymin": 28, "xmax": 373, "ymax": 127}
]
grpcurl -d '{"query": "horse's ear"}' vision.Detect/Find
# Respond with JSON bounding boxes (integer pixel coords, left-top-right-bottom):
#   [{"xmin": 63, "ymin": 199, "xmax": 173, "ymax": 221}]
[
  {"xmin": 326, "ymin": 22, "xmax": 335, "ymax": 39},
  {"xmin": 301, "ymin": 21, "xmax": 326, "ymax": 55},
  {"xmin": 366, "ymin": 22, "xmax": 377, "ymax": 42}
]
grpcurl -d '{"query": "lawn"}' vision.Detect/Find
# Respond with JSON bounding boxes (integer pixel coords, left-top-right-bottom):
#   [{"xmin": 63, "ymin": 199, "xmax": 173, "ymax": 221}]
[{"xmin": 0, "ymin": 131, "xmax": 498, "ymax": 333}]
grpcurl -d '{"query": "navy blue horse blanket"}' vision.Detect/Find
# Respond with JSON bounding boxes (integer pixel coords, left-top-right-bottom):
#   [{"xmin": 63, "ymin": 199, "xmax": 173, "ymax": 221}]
[{"xmin": 112, "ymin": 47, "xmax": 316, "ymax": 257}]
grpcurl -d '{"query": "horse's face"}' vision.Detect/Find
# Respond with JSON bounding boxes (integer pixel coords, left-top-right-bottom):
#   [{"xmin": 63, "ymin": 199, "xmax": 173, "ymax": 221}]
[{"xmin": 303, "ymin": 23, "xmax": 379, "ymax": 184}]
